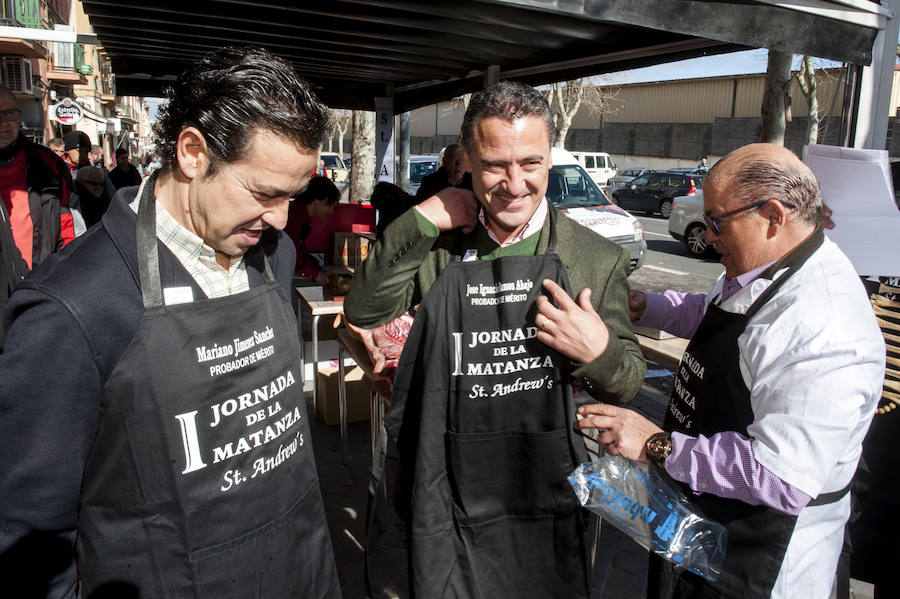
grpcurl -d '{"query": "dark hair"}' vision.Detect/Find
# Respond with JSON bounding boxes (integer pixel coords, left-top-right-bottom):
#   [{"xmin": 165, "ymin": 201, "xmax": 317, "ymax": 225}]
[
  {"xmin": 294, "ymin": 176, "xmax": 339, "ymax": 206},
  {"xmin": 154, "ymin": 46, "xmax": 332, "ymax": 174},
  {"xmin": 115, "ymin": 148, "xmax": 129, "ymax": 157},
  {"xmin": 459, "ymin": 81, "xmax": 555, "ymax": 151},
  {"xmin": 370, "ymin": 182, "xmax": 416, "ymax": 239}
]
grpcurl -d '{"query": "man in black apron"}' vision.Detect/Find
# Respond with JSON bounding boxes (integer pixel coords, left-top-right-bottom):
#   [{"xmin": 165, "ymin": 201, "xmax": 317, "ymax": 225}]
[
  {"xmin": 0, "ymin": 47, "xmax": 340, "ymax": 598},
  {"xmin": 346, "ymin": 81, "xmax": 646, "ymax": 597},
  {"xmin": 577, "ymin": 144, "xmax": 885, "ymax": 598}
]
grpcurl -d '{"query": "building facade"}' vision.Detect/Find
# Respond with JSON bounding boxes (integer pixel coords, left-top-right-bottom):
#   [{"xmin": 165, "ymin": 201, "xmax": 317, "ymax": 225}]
[{"xmin": 0, "ymin": 0, "xmax": 149, "ymax": 164}]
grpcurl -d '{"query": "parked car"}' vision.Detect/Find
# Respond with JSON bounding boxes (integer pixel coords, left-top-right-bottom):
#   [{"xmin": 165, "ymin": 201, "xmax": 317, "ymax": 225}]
[
  {"xmin": 320, "ymin": 151, "xmax": 349, "ymax": 182},
  {"xmin": 611, "ymin": 171, "xmax": 703, "ymax": 218},
  {"xmin": 550, "ymin": 148, "xmax": 646, "ymax": 272},
  {"xmin": 667, "ymin": 167, "xmax": 707, "ymax": 176},
  {"xmin": 407, "ymin": 155, "xmax": 438, "ymax": 195},
  {"xmin": 668, "ymin": 191, "xmax": 718, "ymax": 258},
  {"xmin": 607, "ymin": 167, "xmax": 653, "ymax": 190}
]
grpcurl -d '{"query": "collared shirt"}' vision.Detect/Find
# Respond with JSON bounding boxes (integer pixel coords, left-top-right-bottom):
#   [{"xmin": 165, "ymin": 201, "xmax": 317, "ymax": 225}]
[
  {"xmin": 414, "ymin": 195, "xmax": 548, "ymax": 248},
  {"xmin": 479, "ymin": 197, "xmax": 547, "ymax": 247},
  {"xmin": 720, "ymin": 260, "xmax": 776, "ymax": 302},
  {"xmin": 130, "ymin": 189, "xmax": 249, "ymax": 300}
]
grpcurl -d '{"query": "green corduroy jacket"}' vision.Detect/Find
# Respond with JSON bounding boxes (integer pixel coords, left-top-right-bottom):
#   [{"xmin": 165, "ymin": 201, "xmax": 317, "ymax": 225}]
[{"xmin": 345, "ymin": 203, "xmax": 646, "ymax": 404}]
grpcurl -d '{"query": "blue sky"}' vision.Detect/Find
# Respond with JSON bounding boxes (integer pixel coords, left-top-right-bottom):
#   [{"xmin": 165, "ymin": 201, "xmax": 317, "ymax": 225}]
[{"xmin": 604, "ymin": 48, "xmax": 832, "ymax": 85}]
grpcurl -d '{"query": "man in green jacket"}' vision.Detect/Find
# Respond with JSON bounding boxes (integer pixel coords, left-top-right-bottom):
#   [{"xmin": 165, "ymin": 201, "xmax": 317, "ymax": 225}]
[
  {"xmin": 346, "ymin": 80, "xmax": 644, "ymax": 597},
  {"xmin": 345, "ymin": 82, "xmax": 643, "ymax": 404}
]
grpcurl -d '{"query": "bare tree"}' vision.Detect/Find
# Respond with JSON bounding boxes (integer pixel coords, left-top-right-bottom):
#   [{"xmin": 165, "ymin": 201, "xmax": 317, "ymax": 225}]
[
  {"xmin": 795, "ymin": 55, "xmax": 819, "ymax": 145},
  {"xmin": 759, "ymin": 50, "xmax": 793, "ymax": 145},
  {"xmin": 349, "ymin": 110, "xmax": 375, "ymax": 203},
  {"xmin": 545, "ymin": 79, "xmax": 620, "ymax": 148},
  {"xmin": 332, "ymin": 109, "xmax": 352, "ymax": 157},
  {"xmin": 451, "ymin": 93, "xmax": 472, "ymax": 114},
  {"xmin": 547, "ymin": 80, "xmax": 585, "ymax": 147}
]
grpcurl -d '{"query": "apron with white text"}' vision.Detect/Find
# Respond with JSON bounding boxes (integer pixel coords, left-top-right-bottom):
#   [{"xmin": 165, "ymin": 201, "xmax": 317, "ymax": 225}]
[
  {"xmin": 387, "ymin": 208, "xmax": 590, "ymax": 598},
  {"xmin": 76, "ymin": 179, "xmax": 341, "ymax": 598},
  {"xmin": 650, "ymin": 229, "xmax": 841, "ymax": 599}
]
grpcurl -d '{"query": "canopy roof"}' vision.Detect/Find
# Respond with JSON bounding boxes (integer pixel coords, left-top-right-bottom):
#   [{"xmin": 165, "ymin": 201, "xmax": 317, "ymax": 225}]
[{"xmin": 82, "ymin": 0, "xmax": 888, "ymax": 111}]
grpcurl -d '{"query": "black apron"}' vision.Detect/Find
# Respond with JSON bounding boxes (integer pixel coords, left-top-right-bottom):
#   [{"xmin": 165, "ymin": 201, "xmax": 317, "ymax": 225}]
[
  {"xmin": 76, "ymin": 179, "xmax": 341, "ymax": 598},
  {"xmin": 387, "ymin": 208, "xmax": 590, "ymax": 598},
  {"xmin": 650, "ymin": 229, "xmax": 844, "ymax": 599}
]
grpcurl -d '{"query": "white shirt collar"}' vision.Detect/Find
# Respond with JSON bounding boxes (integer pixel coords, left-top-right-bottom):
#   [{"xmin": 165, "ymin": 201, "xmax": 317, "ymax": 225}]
[{"xmin": 479, "ymin": 198, "xmax": 548, "ymax": 247}]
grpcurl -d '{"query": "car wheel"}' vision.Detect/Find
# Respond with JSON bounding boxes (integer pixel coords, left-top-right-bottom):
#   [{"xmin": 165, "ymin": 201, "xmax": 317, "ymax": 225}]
[
  {"xmin": 685, "ymin": 223, "xmax": 709, "ymax": 257},
  {"xmin": 611, "ymin": 192, "xmax": 620, "ymax": 204},
  {"xmin": 659, "ymin": 198, "xmax": 673, "ymax": 218}
]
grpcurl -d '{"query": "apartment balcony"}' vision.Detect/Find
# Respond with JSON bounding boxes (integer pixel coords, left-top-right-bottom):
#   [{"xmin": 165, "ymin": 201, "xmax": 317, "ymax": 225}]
[
  {"xmin": 0, "ymin": 0, "xmax": 47, "ymax": 59},
  {"xmin": 99, "ymin": 63, "xmax": 116, "ymax": 104},
  {"xmin": 46, "ymin": 40, "xmax": 87, "ymax": 84}
]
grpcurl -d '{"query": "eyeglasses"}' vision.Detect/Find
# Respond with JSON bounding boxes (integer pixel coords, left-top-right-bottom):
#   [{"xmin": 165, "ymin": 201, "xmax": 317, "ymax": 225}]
[
  {"xmin": 0, "ymin": 109, "xmax": 20, "ymax": 122},
  {"xmin": 703, "ymin": 199, "xmax": 797, "ymax": 234}
]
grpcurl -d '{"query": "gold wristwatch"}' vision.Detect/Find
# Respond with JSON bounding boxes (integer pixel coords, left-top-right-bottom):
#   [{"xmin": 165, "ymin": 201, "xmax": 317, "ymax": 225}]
[{"xmin": 645, "ymin": 432, "xmax": 672, "ymax": 466}]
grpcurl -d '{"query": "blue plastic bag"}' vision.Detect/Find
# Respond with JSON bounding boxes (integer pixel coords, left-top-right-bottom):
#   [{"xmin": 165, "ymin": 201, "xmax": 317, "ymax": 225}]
[{"xmin": 569, "ymin": 456, "xmax": 727, "ymax": 581}]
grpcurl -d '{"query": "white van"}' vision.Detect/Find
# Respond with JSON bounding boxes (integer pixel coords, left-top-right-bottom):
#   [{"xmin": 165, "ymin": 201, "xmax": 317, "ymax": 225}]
[
  {"xmin": 569, "ymin": 151, "xmax": 617, "ymax": 187},
  {"xmin": 550, "ymin": 148, "xmax": 646, "ymax": 272}
]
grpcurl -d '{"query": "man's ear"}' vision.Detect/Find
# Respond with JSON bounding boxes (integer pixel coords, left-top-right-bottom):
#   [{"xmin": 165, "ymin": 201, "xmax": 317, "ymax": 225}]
[
  {"xmin": 176, "ymin": 126, "xmax": 210, "ymax": 180},
  {"xmin": 762, "ymin": 199, "xmax": 788, "ymax": 227}
]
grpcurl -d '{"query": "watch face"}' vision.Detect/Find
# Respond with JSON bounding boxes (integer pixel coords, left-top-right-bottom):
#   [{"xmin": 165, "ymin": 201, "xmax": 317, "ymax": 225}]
[{"xmin": 647, "ymin": 433, "xmax": 671, "ymax": 462}]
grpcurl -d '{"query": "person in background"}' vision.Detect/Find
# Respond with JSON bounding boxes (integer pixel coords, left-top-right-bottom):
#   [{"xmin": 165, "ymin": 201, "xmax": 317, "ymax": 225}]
[
  {"xmin": 285, "ymin": 174, "xmax": 339, "ymax": 283},
  {"xmin": 369, "ymin": 181, "xmax": 416, "ymax": 239},
  {"xmin": 108, "ymin": 147, "xmax": 142, "ymax": 190},
  {"xmin": 0, "ymin": 46, "xmax": 341, "ymax": 598},
  {"xmin": 0, "ymin": 85, "xmax": 75, "ymax": 347},
  {"xmin": 312, "ymin": 157, "xmax": 327, "ymax": 177},
  {"xmin": 577, "ymin": 143, "xmax": 885, "ymax": 599},
  {"xmin": 73, "ymin": 166, "xmax": 111, "ymax": 229},
  {"xmin": 89, "ymin": 145, "xmax": 104, "ymax": 169},
  {"xmin": 48, "ymin": 137, "xmax": 65, "ymax": 158},
  {"xmin": 62, "ymin": 130, "xmax": 91, "ymax": 177},
  {"xmin": 414, "ymin": 142, "xmax": 472, "ymax": 201}
]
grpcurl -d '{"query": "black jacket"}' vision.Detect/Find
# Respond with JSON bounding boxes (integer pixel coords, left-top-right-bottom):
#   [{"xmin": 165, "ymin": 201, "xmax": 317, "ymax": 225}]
[
  {"xmin": 108, "ymin": 163, "xmax": 142, "ymax": 190},
  {"xmin": 414, "ymin": 168, "xmax": 472, "ymax": 202},
  {"xmin": 0, "ymin": 186, "xmax": 295, "ymax": 598},
  {"xmin": 0, "ymin": 136, "xmax": 75, "ymax": 348}
]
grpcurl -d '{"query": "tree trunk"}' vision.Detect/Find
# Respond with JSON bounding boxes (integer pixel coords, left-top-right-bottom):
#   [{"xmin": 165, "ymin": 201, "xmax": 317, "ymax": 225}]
[
  {"xmin": 550, "ymin": 81, "xmax": 584, "ymax": 148},
  {"xmin": 759, "ymin": 50, "xmax": 793, "ymax": 145},
  {"xmin": 797, "ymin": 55, "xmax": 819, "ymax": 145},
  {"xmin": 398, "ymin": 112, "xmax": 410, "ymax": 191},
  {"xmin": 350, "ymin": 110, "xmax": 375, "ymax": 203},
  {"xmin": 555, "ymin": 113, "xmax": 572, "ymax": 148}
]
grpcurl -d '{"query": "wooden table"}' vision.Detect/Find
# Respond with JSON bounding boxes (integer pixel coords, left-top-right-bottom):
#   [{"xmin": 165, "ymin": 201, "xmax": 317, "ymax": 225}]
[{"xmin": 296, "ymin": 287, "xmax": 344, "ymax": 420}]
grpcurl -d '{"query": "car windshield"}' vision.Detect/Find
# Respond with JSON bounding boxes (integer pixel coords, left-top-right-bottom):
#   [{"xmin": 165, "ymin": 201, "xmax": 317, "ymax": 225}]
[
  {"xmin": 322, "ymin": 155, "xmax": 344, "ymax": 169},
  {"xmin": 410, "ymin": 160, "xmax": 437, "ymax": 182},
  {"xmin": 547, "ymin": 164, "xmax": 611, "ymax": 208}
]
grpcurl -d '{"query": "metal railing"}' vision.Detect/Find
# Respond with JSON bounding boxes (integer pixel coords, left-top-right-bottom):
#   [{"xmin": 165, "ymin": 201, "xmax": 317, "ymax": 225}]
[{"xmin": 0, "ymin": 0, "xmax": 41, "ymax": 28}]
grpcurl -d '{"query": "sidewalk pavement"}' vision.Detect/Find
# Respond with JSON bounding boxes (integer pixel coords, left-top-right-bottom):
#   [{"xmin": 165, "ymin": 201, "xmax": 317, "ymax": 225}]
[{"xmin": 307, "ymin": 333, "xmax": 874, "ymax": 599}]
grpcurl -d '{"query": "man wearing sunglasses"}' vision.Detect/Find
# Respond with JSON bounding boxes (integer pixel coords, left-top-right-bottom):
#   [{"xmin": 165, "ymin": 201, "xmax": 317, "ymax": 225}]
[
  {"xmin": 0, "ymin": 85, "xmax": 75, "ymax": 348},
  {"xmin": 577, "ymin": 143, "xmax": 885, "ymax": 598}
]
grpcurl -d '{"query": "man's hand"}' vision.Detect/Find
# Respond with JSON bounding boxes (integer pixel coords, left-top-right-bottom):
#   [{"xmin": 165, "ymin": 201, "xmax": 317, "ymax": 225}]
[
  {"xmin": 416, "ymin": 187, "xmax": 479, "ymax": 233},
  {"xmin": 535, "ymin": 280, "xmax": 609, "ymax": 364},
  {"xmin": 628, "ymin": 291, "xmax": 647, "ymax": 322},
  {"xmin": 574, "ymin": 403, "xmax": 663, "ymax": 463}
]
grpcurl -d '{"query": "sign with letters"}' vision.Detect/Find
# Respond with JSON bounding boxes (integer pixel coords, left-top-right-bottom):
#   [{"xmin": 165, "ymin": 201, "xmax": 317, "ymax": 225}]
[
  {"xmin": 375, "ymin": 97, "xmax": 394, "ymax": 184},
  {"xmin": 49, "ymin": 97, "xmax": 83, "ymax": 125}
]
